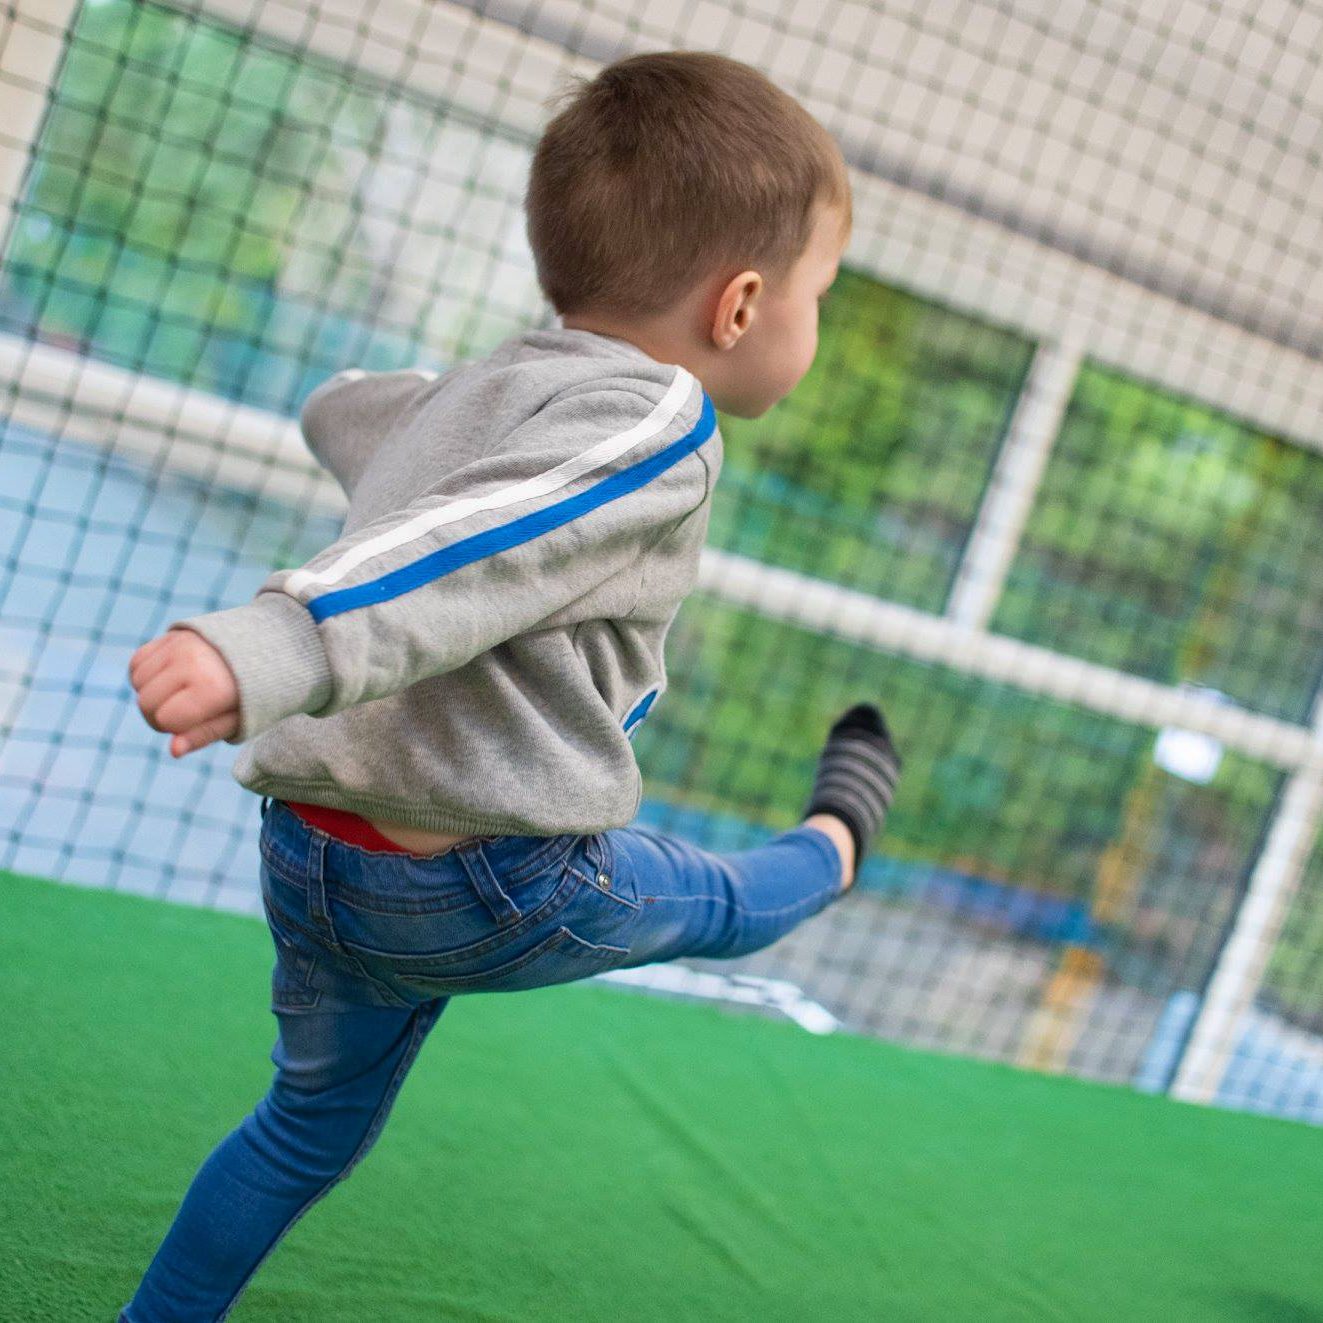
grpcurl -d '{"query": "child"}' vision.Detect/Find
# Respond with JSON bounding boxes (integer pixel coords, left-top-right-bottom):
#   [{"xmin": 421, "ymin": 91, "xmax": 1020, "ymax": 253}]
[{"xmin": 120, "ymin": 50, "xmax": 901, "ymax": 1322}]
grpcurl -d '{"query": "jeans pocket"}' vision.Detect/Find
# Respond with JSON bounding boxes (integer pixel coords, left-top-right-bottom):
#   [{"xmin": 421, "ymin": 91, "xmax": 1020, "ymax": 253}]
[
  {"xmin": 394, "ymin": 925, "xmax": 629, "ymax": 996},
  {"xmin": 331, "ymin": 856, "xmax": 582, "ymax": 970}
]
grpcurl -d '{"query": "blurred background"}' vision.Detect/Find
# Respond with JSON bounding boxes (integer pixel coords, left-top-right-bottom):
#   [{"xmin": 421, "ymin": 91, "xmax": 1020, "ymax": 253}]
[{"xmin": 2, "ymin": 0, "xmax": 1322, "ymax": 1126}]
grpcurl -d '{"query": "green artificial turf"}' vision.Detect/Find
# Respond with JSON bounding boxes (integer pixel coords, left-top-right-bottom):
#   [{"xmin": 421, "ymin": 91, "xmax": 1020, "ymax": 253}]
[{"xmin": 3, "ymin": 868, "xmax": 1321, "ymax": 1322}]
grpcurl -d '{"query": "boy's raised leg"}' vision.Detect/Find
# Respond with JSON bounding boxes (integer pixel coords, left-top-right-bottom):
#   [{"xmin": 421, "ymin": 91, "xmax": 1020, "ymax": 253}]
[{"xmin": 595, "ymin": 702, "xmax": 901, "ymax": 965}]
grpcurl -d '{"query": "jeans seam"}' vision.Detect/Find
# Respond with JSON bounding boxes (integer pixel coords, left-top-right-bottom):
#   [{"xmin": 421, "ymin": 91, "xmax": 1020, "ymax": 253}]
[
  {"xmin": 648, "ymin": 828, "xmax": 842, "ymax": 921},
  {"xmin": 652, "ymin": 886, "xmax": 832, "ymax": 922}
]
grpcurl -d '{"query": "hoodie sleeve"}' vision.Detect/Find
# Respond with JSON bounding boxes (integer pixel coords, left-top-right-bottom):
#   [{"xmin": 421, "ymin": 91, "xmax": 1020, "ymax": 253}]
[
  {"xmin": 173, "ymin": 368, "xmax": 716, "ymax": 743},
  {"xmin": 298, "ymin": 367, "xmax": 452, "ymax": 497}
]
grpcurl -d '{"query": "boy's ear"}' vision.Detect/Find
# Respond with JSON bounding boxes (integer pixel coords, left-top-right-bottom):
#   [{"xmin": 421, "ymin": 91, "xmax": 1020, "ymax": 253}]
[{"xmin": 710, "ymin": 269, "xmax": 762, "ymax": 350}]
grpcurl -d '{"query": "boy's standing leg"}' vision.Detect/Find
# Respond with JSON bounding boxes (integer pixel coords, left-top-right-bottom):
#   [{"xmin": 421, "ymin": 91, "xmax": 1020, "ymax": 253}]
[
  {"xmin": 118, "ymin": 801, "xmax": 455, "ymax": 1323},
  {"xmin": 121, "ymin": 1000, "xmax": 449, "ymax": 1322}
]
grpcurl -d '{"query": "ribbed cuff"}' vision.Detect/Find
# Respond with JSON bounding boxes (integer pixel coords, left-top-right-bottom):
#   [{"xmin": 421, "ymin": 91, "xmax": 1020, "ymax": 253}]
[{"xmin": 172, "ymin": 592, "xmax": 333, "ymax": 743}]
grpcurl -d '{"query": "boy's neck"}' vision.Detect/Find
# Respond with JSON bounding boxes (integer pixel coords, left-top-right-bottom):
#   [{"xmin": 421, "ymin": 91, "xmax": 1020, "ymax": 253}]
[
  {"xmin": 558, "ymin": 310, "xmax": 729, "ymax": 411},
  {"xmin": 557, "ymin": 313, "xmax": 677, "ymax": 368}
]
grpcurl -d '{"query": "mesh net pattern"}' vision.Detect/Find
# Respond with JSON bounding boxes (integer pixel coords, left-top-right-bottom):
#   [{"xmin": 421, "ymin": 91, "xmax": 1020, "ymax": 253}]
[{"xmin": 2, "ymin": 0, "xmax": 1322, "ymax": 1123}]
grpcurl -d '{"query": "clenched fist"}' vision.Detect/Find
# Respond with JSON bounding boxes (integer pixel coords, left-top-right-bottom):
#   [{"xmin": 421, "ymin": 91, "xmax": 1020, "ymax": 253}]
[{"xmin": 129, "ymin": 629, "xmax": 240, "ymax": 757}]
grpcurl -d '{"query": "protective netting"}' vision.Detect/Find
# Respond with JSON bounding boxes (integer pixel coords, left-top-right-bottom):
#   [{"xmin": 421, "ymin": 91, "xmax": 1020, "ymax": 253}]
[{"xmin": 2, "ymin": 0, "xmax": 1321, "ymax": 1124}]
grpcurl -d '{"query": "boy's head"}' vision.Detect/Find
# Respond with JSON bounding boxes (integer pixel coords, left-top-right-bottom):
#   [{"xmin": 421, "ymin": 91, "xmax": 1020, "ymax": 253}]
[{"xmin": 525, "ymin": 50, "xmax": 852, "ymax": 418}]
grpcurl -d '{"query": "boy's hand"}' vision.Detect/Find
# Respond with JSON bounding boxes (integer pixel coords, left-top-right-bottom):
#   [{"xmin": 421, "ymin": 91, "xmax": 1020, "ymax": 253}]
[{"xmin": 129, "ymin": 630, "xmax": 240, "ymax": 757}]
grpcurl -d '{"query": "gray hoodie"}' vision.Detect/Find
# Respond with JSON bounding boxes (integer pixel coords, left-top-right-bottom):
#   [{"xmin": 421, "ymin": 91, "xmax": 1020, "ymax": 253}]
[{"xmin": 175, "ymin": 325, "xmax": 722, "ymax": 836}]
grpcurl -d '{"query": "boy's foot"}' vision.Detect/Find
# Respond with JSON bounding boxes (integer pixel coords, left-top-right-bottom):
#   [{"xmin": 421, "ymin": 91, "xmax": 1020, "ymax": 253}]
[{"xmin": 801, "ymin": 702, "xmax": 902, "ymax": 891}]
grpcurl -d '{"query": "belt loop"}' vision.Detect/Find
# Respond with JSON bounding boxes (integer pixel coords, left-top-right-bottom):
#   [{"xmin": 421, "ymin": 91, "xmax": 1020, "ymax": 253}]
[
  {"xmin": 581, "ymin": 831, "xmax": 608, "ymax": 885},
  {"xmin": 305, "ymin": 830, "xmax": 339, "ymax": 945},
  {"xmin": 259, "ymin": 796, "xmax": 271, "ymax": 820},
  {"xmin": 456, "ymin": 843, "xmax": 522, "ymax": 926}
]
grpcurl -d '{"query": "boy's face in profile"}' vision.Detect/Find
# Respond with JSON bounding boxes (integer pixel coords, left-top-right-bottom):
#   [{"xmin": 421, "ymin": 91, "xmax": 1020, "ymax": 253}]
[{"xmin": 713, "ymin": 198, "xmax": 851, "ymax": 418}]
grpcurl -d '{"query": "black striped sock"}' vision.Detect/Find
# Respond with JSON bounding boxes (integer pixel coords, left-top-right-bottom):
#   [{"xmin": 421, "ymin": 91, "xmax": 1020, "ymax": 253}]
[{"xmin": 802, "ymin": 703, "xmax": 902, "ymax": 873}]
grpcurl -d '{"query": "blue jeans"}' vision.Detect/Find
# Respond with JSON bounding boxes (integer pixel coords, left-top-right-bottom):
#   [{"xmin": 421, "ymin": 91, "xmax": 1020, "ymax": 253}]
[{"xmin": 119, "ymin": 799, "xmax": 844, "ymax": 1321}]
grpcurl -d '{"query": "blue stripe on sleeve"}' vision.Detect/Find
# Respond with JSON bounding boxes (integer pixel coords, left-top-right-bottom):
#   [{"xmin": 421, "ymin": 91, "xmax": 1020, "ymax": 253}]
[{"xmin": 306, "ymin": 391, "xmax": 715, "ymax": 623}]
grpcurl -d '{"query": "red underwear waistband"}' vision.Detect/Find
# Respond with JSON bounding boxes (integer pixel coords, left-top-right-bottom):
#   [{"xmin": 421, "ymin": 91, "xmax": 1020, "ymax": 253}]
[{"xmin": 282, "ymin": 800, "xmax": 413, "ymax": 854}]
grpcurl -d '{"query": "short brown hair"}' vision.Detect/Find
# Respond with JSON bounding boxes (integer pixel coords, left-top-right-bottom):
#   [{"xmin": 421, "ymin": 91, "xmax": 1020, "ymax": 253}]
[{"xmin": 525, "ymin": 50, "xmax": 851, "ymax": 319}]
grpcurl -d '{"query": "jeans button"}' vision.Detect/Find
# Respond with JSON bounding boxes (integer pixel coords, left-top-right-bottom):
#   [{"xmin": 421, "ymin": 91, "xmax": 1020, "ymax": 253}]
[{"xmin": 597, "ymin": 872, "xmax": 611, "ymax": 890}]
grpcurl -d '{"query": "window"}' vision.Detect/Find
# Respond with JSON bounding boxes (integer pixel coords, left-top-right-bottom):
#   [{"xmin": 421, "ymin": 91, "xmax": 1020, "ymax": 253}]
[
  {"xmin": 712, "ymin": 267, "xmax": 1036, "ymax": 613},
  {"xmin": 992, "ymin": 364, "xmax": 1323, "ymax": 724}
]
